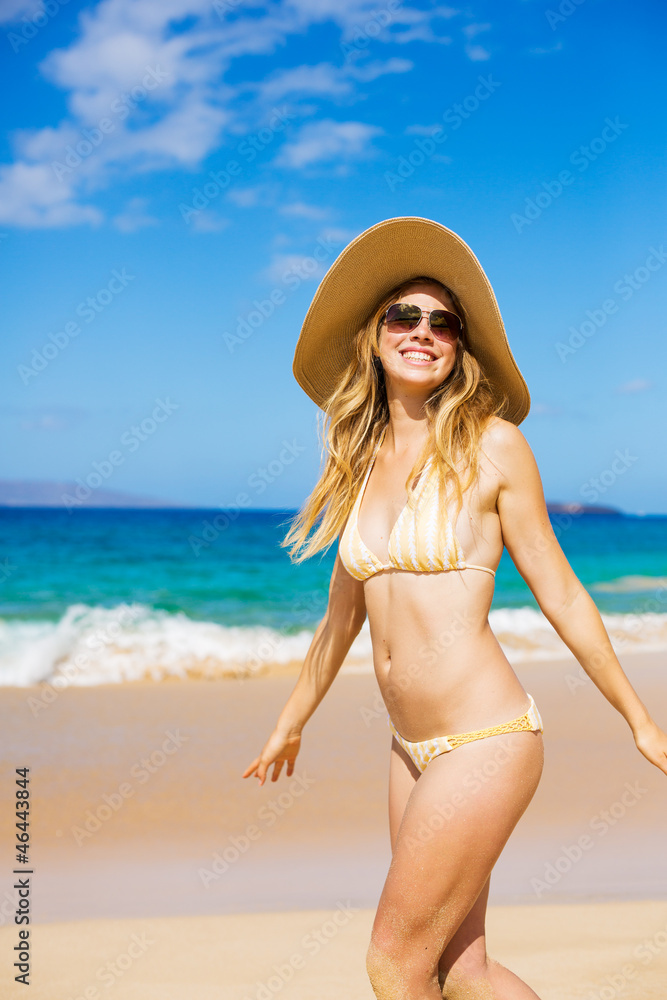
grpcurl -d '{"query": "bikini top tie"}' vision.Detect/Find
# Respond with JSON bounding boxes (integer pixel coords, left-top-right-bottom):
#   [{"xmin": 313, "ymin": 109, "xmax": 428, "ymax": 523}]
[{"xmin": 338, "ymin": 428, "xmax": 496, "ymax": 582}]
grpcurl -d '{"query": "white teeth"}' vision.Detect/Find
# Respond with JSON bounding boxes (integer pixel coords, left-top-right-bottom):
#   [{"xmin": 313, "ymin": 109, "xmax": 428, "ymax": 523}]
[{"xmin": 402, "ymin": 351, "xmax": 433, "ymax": 362}]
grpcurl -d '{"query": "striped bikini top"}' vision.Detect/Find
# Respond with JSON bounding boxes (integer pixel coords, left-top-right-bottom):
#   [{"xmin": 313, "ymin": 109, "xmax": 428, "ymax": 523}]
[{"xmin": 338, "ymin": 428, "xmax": 496, "ymax": 582}]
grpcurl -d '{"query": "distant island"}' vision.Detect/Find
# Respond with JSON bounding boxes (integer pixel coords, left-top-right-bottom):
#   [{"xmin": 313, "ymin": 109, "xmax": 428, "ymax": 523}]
[
  {"xmin": 0, "ymin": 480, "xmax": 624, "ymax": 515},
  {"xmin": 0, "ymin": 480, "xmax": 189, "ymax": 508},
  {"xmin": 545, "ymin": 501, "xmax": 623, "ymax": 517}
]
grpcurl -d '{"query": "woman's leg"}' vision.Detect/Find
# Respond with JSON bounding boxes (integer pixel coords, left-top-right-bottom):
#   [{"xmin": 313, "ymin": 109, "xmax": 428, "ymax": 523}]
[{"xmin": 368, "ymin": 731, "xmax": 543, "ymax": 999}]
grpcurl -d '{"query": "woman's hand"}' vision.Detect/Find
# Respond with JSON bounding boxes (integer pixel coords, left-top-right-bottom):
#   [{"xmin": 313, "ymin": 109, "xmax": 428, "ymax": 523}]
[
  {"xmin": 242, "ymin": 728, "xmax": 302, "ymax": 786},
  {"xmin": 634, "ymin": 721, "xmax": 667, "ymax": 776}
]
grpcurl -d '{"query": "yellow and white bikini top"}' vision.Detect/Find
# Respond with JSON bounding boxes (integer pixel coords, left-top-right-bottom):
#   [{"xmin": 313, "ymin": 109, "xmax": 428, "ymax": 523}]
[{"xmin": 338, "ymin": 427, "xmax": 496, "ymax": 582}]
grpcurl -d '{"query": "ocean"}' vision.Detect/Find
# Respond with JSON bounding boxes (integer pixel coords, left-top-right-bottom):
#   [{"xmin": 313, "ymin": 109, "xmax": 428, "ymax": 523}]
[{"xmin": 1, "ymin": 507, "xmax": 666, "ymax": 686}]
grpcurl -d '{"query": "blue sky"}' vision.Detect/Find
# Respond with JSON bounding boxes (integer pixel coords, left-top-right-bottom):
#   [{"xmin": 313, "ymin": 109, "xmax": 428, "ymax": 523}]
[{"xmin": 0, "ymin": 0, "xmax": 664, "ymax": 513}]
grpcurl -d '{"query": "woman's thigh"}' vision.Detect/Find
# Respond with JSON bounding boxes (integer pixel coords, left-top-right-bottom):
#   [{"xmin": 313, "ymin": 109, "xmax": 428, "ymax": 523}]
[{"xmin": 375, "ymin": 730, "xmax": 544, "ymax": 971}]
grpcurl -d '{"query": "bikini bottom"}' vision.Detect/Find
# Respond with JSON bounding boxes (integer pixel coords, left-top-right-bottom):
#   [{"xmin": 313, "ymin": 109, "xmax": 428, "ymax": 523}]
[{"xmin": 387, "ymin": 694, "xmax": 543, "ymax": 774}]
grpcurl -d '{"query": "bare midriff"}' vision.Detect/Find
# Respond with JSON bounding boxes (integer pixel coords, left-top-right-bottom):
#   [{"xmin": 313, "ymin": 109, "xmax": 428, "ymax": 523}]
[{"xmin": 361, "ymin": 493, "xmax": 530, "ymax": 743}]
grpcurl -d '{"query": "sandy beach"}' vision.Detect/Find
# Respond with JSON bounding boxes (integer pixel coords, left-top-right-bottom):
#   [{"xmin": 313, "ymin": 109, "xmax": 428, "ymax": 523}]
[{"xmin": 1, "ymin": 650, "xmax": 666, "ymax": 997}]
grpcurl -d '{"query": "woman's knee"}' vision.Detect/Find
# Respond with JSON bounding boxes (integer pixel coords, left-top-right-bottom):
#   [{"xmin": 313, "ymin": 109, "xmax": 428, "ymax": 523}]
[
  {"xmin": 441, "ymin": 962, "xmax": 495, "ymax": 1000},
  {"xmin": 366, "ymin": 921, "xmax": 439, "ymax": 995}
]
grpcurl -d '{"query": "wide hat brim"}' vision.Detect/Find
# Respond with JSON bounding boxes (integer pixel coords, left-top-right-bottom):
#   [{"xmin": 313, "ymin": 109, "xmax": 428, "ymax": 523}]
[{"xmin": 292, "ymin": 216, "xmax": 530, "ymax": 425}]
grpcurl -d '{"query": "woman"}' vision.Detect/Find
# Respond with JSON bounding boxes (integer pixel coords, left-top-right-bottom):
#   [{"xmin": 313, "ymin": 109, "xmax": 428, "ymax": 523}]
[{"xmin": 243, "ymin": 217, "xmax": 667, "ymax": 999}]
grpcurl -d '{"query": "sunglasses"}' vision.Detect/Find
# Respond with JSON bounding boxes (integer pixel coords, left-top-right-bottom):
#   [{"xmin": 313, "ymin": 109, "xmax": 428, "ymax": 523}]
[{"xmin": 384, "ymin": 302, "xmax": 463, "ymax": 339}]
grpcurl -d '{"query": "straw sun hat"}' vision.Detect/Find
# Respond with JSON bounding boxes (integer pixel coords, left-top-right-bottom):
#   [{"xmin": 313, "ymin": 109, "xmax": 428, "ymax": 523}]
[{"xmin": 292, "ymin": 216, "xmax": 530, "ymax": 425}]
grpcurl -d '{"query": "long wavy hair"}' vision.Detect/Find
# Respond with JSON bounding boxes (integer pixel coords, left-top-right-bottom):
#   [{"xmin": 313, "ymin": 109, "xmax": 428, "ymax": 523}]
[{"xmin": 280, "ymin": 275, "xmax": 508, "ymax": 563}]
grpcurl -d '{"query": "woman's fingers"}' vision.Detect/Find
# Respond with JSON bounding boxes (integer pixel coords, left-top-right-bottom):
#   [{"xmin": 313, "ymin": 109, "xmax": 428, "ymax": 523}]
[
  {"xmin": 271, "ymin": 760, "xmax": 285, "ymax": 782},
  {"xmin": 242, "ymin": 757, "xmax": 260, "ymax": 779}
]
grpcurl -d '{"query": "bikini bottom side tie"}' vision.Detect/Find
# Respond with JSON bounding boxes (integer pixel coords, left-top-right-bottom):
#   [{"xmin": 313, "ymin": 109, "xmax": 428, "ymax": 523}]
[{"xmin": 387, "ymin": 695, "xmax": 544, "ymax": 774}]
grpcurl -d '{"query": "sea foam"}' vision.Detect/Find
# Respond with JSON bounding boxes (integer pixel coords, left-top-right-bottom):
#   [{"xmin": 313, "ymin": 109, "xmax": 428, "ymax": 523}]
[{"xmin": 1, "ymin": 603, "xmax": 666, "ymax": 686}]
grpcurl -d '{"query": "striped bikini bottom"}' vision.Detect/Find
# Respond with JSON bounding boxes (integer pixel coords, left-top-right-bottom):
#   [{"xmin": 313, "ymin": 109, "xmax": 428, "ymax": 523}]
[{"xmin": 388, "ymin": 694, "xmax": 544, "ymax": 773}]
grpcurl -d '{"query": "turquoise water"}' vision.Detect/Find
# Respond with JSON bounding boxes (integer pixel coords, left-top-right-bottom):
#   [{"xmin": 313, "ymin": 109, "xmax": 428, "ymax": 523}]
[{"xmin": 0, "ymin": 508, "xmax": 665, "ymax": 684}]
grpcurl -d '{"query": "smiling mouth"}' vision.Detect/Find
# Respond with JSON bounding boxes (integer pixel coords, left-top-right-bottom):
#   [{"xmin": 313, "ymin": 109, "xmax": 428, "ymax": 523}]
[{"xmin": 400, "ymin": 350, "xmax": 437, "ymax": 364}]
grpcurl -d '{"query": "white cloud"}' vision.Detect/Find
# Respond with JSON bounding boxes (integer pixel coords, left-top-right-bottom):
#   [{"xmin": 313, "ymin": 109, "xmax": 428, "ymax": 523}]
[
  {"xmin": 274, "ymin": 119, "xmax": 383, "ymax": 169},
  {"xmin": 347, "ymin": 57, "xmax": 413, "ymax": 81},
  {"xmin": 264, "ymin": 252, "xmax": 326, "ymax": 285},
  {"xmin": 0, "ymin": 161, "xmax": 102, "ymax": 228},
  {"xmin": 0, "ymin": 0, "xmax": 468, "ymax": 228},
  {"xmin": 257, "ymin": 63, "xmax": 353, "ymax": 103},
  {"xmin": 279, "ymin": 201, "xmax": 330, "ymax": 220},
  {"xmin": 463, "ymin": 22, "xmax": 491, "ymax": 39},
  {"xmin": 404, "ymin": 124, "xmax": 443, "ymax": 136},
  {"xmin": 189, "ymin": 211, "xmax": 230, "ymax": 233},
  {"xmin": 529, "ymin": 42, "xmax": 564, "ymax": 55},
  {"xmin": 0, "ymin": 0, "xmax": 44, "ymax": 24},
  {"xmin": 112, "ymin": 197, "xmax": 158, "ymax": 232},
  {"xmin": 465, "ymin": 44, "xmax": 491, "ymax": 61},
  {"xmin": 616, "ymin": 378, "xmax": 653, "ymax": 395}
]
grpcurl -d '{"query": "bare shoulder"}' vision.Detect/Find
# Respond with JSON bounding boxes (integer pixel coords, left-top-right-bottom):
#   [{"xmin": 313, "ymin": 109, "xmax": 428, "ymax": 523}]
[{"xmin": 480, "ymin": 415, "xmax": 536, "ymax": 482}]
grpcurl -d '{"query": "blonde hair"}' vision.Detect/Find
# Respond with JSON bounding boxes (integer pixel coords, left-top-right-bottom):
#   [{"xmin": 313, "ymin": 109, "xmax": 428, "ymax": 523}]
[{"xmin": 280, "ymin": 275, "xmax": 507, "ymax": 563}]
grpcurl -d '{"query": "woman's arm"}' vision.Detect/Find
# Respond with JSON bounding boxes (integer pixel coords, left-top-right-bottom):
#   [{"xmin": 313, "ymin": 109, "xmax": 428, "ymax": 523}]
[
  {"xmin": 243, "ymin": 551, "xmax": 367, "ymax": 785},
  {"xmin": 487, "ymin": 418, "xmax": 667, "ymax": 776}
]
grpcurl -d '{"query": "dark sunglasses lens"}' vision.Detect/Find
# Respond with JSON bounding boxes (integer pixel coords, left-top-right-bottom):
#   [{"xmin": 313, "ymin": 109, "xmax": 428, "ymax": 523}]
[
  {"xmin": 430, "ymin": 310, "xmax": 461, "ymax": 335},
  {"xmin": 386, "ymin": 303, "xmax": 421, "ymax": 329}
]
